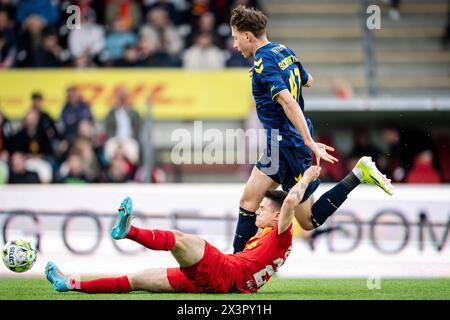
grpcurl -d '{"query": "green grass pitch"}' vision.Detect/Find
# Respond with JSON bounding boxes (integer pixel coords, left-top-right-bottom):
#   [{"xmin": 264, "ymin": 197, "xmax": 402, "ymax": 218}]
[{"xmin": 1, "ymin": 277, "xmax": 449, "ymax": 300}]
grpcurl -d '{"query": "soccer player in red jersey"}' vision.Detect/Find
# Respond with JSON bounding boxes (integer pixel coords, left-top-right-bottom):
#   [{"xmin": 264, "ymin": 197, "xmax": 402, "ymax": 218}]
[{"xmin": 45, "ymin": 166, "xmax": 321, "ymax": 294}]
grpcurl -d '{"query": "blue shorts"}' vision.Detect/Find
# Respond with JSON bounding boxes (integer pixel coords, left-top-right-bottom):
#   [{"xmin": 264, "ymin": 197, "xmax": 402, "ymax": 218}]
[{"xmin": 256, "ymin": 145, "xmax": 320, "ymax": 203}]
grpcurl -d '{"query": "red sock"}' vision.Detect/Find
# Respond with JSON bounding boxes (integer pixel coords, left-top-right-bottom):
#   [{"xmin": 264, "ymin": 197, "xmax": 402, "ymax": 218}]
[
  {"xmin": 73, "ymin": 276, "xmax": 131, "ymax": 293},
  {"xmin": 126, "ymin": 226, "xmax": 176, "ymax": 251}
]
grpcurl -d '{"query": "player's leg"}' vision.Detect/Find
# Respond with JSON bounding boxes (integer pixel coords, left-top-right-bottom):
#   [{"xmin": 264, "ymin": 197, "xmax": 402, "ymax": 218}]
[
  {"xmin": 233, "ymin": 165, "xmax": 279, "ymax": 253},
  {"xmin": 298, "ymin": 156, "xmax": 393, "ymax": 229},
  {"xmin": 127, "ymin": 268, "xmax": 174, "ymax": 292},
  {"xmin": 45, "ymin": 261, "xmax": 132, "ymax": 293},
  {"xmin": 294, "ymin": 195, "xmax": 315, "ymax": 230},
  {"xmin": 111, "ymin": 197, "xmax": 206, "ymax": 267},
  {"xmin": 170, "ymin": 230, "xmax": 206, "ymax": 267},
  {"xmin": 278, "ymin": 146, "xmax": 319, "ymax": 230},
  {"xmin": 129, "ymin": 267, "xmax": 204, "ymax": 293},
  {"xmin": 45, "ymin": 262, "xmax": 176, "ymax": 293}
]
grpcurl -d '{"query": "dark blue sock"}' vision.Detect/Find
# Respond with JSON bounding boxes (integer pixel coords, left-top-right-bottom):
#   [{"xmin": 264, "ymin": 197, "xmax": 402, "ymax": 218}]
[
  {"xmin": 311, "ymin": 172, "xmax": 360, "ymax": 227},
  {"xmin": 233, "ymin": 207, "xmax": 258, "ymax": 253}
]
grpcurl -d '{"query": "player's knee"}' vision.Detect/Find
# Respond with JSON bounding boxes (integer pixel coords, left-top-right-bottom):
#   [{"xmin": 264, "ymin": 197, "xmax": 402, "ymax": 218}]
[
  {"xmin": 295, "ymin": 212, "xmax": 315, "ymax": 231},
  {"xmin": 239, "ymin": 197, "xmax": 258, "ymax": 212},
  {"xmin": 299, "ymin": 220, "xmax": 315, "ymax": 231},
  {"xmin": 172, "ymin": 230, "xmax": 186, "ymax": 242},
  {"xmin": 127, "ymin": 274, "xmax": 139, "ymax": 290}
]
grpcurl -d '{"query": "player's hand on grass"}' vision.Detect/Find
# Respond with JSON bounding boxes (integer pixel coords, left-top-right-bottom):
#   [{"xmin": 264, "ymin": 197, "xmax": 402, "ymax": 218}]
[
  {"xmin": 303, "ymin": 165, "xmax": 321, "ymax": 183},
  {"xmin": 309, "ymin": 142, "xmax": 338, "ymax": 165}
]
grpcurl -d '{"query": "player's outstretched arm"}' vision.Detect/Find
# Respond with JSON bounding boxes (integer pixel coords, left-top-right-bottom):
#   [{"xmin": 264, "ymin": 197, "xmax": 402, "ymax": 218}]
[
  {"xmin": 278, "ymin": 166, "xmax": 321, "ymax": 235},
  {"xmin": 275, "ymin": 90, "xmax": 338, "ymax": 165}
]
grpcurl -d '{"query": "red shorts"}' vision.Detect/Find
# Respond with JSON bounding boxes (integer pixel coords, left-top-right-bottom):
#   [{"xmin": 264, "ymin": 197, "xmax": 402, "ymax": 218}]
[{"xmin": 166, "ymin": 241, "xmax": 240, "ymax": 293}]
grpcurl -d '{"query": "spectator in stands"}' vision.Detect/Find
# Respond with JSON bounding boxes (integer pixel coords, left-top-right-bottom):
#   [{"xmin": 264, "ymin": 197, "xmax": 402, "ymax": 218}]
[
  {"xmin": 60, "ymin": 86, "xmax": 93, "ymax": 143},
  {"xmin": 0, "ymin": 8, "xmax": 15, "ymax": 41},
  {"xmin": 104, "ymin": 19, "xmax": 138, "ymax": 62},
  {"xmin": 105, "ymin": 87, "xmax": 141, "ymax": 141},
  {"xmin": 78, "ymin": 117, "xmax": 105, "ymax": 153},
  {"xmin": 72, "ymin": 0, "xmax": 102, "ymax": 22},
  {"xmin": 16, "ymin": 14, "xmax": 47, "ymax": 67},
  {"xmin": 12, "ymin": 108, "xmax": 54, "ymax": 158},
  {"xmin": 381, "ymin": 126, "xmax": 440, "ymax": 182},
  {"xmin": 388, "ymin": 0, "xmax": 401, "ymax": 21},
  {"xmin": 134, "ymin": 159, "xmax": 168, "ymax": 183},
  {"xmin": 134, "ymin": 35, "xmax": 155, "ymax": 66},
  {"xmin": 16, "ymin": 0, "xmax": 60, "ymax": 28},
  {"xmin": 139, "ymin": 7, "xmax": 183, "ymax": 66},
  {"xmin": 114, "ymin": 44, "xmax": 144, "ymax": 67},
  {"xmin": 350, "ymin": 128, "xmax": 381, "ymax": 162},
  {"xmin": 68, "ymin": 8, "xmax": 105, "ymax": 64},
  {"xmin": 186, "ymin": 12, "xmax": 225, "ymax": 49},
  {"xmin": 73, "ymin": 53, "xmax": 98, "ymax": 68},
  {"xmin": 33, "ymin": 30, "xmax": 67, "ymax": 67},
  {"xmin": 0, "ymin": 8, "xmax": 16, "ymax": 68},
  {"xmin": 11, "ymin": 108, "xmax": 55, "ymax": 181},
  {"xmin": 406, "ymin": 150, "xmax": 441, "ymax": 184},
  {"xmin": 0, "ymin": 0, "xmax": 16, "ymax": 23},
  {"xmin": 332, "ymin": 79, "xmax": 354, "ymax": 100},
  {"xmin": 143, "ymin": 0, "xmax": 183, "ymax": 26},
  {"xmin": 0, "ymin": 111, "xmax": 13, "ymax": 160},
  {"xmin": 186, "ymin": 0, "xmax": 211, "ymax": 28},
  {"xmin": 104, "ymin": 87, "xmax": 141, "ymax": 165},
  {"xmin": 71, "ymin": 137, "xmax": 102, "ymax": 182},
  {"xmin": 77, "ymin": 118, "xmax": 107, "ymax": 172},
  {"xmin": 105, "ymin": 151, "xmax": 134, "ymax": 183},
  {"xmin": 182, "ymin": 32, "xmax": 225, "ymax": 70},
  {"xmin": 59, "ymin": 152, "xmax": 90, "ymax": 184},
  {"xmin": 8, "ymin": 151, "xmax": 41, "ymax": 184},
  {"xmin": 29, "ymin": 92, "xmax": 60, "ymax": 146},
  {"xmin": 0, "ymin": 30, "xmax": 14, "ymax": 67},
  {"xmin": 105, "ymin": 0, "xmax": 142, "ymax": 32}
]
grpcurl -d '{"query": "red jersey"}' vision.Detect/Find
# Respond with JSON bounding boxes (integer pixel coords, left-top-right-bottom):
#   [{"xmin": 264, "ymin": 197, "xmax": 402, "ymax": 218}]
[
  {"xmin": 229, "ymin": 224, "xmax": 293, "ymax": 293},
  {"xmin": 167, "ymin": 224, "xmax": 293, "ymax": 294}
]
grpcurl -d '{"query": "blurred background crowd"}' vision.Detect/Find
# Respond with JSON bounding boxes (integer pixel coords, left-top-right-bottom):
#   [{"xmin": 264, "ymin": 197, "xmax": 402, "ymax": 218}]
[
  {"xmin": 0, "ymin": 0, "xmax": 449, "ymax": 185},
  {"xmin": 1, "ymin": 87, "xmax": 448, "ymax": 185},
  {"xmin": 0, "ymin": 0, "xmax": 263, "ymax": 69}
]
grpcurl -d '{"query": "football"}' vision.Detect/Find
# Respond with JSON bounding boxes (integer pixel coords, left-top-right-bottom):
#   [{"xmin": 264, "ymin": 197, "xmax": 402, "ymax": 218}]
[{"xmin": 1, "ymin": 239, "xmax": 38, "ymax": 273}]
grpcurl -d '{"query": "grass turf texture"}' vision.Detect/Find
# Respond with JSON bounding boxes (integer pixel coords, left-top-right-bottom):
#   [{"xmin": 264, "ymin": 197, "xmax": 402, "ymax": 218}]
[{"xmin": 0, "ymin": 277, "xmax": 449, "ymax": 300}]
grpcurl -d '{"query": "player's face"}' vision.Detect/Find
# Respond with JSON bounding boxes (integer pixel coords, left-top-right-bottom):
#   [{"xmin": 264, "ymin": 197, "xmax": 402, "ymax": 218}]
[
  {"xmin": 255, "ymin": 198, "xmax": 279, "ymax": 228},
  {"xmin": 231, "ymin": 27, "xmax": 252, "ymax": 58}
]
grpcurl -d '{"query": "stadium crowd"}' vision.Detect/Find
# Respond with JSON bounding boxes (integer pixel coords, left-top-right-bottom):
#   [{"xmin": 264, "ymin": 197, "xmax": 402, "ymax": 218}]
[
  {"xmin": 0, "ymin": 0, "xmax": 261, "ymax": 69},
  {"xmin": 0, "ymin": 87, "xmax": 152, "ymax": 184},
  {"xmin": 0, "ymin": 0, "xmax": 448, "ymax": 184},
  {"xmin": 0, "ymin": 88, "xmax": 448, "ymax": 185}
]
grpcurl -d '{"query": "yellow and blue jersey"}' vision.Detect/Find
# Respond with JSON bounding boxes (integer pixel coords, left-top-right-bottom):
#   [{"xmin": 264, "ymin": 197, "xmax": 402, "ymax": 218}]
[{"xmin": 252, "ymin": 42, "xmax": 310, "ymax": 148}]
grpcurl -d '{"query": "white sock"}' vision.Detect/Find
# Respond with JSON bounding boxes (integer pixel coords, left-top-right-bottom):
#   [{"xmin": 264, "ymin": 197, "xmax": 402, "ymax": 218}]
[{"xmin": 352, "ymin": 166, "xmax": 363, "ymax": 182}]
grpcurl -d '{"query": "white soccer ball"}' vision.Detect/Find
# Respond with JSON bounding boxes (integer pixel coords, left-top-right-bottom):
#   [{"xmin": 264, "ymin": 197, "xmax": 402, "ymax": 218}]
[{"xmin": 1, "ymin": 239, "xmax": 38, "ymax": 273}]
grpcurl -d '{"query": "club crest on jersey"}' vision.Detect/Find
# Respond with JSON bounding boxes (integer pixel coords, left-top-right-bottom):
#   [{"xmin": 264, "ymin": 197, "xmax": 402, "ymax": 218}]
[{"xmin": 254, "ymin": 58, "xmax": 264, "ymax": 74}]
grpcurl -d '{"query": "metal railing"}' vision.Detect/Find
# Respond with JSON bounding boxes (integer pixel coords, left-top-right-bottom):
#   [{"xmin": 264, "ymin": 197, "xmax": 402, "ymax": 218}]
[{"xmin": 361, "ymin": 0, "xmax": 379, "ymax": 96}]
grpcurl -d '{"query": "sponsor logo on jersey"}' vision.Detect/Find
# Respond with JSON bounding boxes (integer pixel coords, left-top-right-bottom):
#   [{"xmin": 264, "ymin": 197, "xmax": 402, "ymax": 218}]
[{"xmin": 278, "ymin": 55, "xmax": 299, "ymax": 70}]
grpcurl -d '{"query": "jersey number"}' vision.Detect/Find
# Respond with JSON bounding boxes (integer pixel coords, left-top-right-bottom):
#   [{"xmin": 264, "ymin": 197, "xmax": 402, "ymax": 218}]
[
  {"xmin": 253, "ymin": 258, "xmax": 284, "ymax": 288},
  {"xmin": 289, "ymin": 67, "xmax": 301, "ymax": 103}
]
